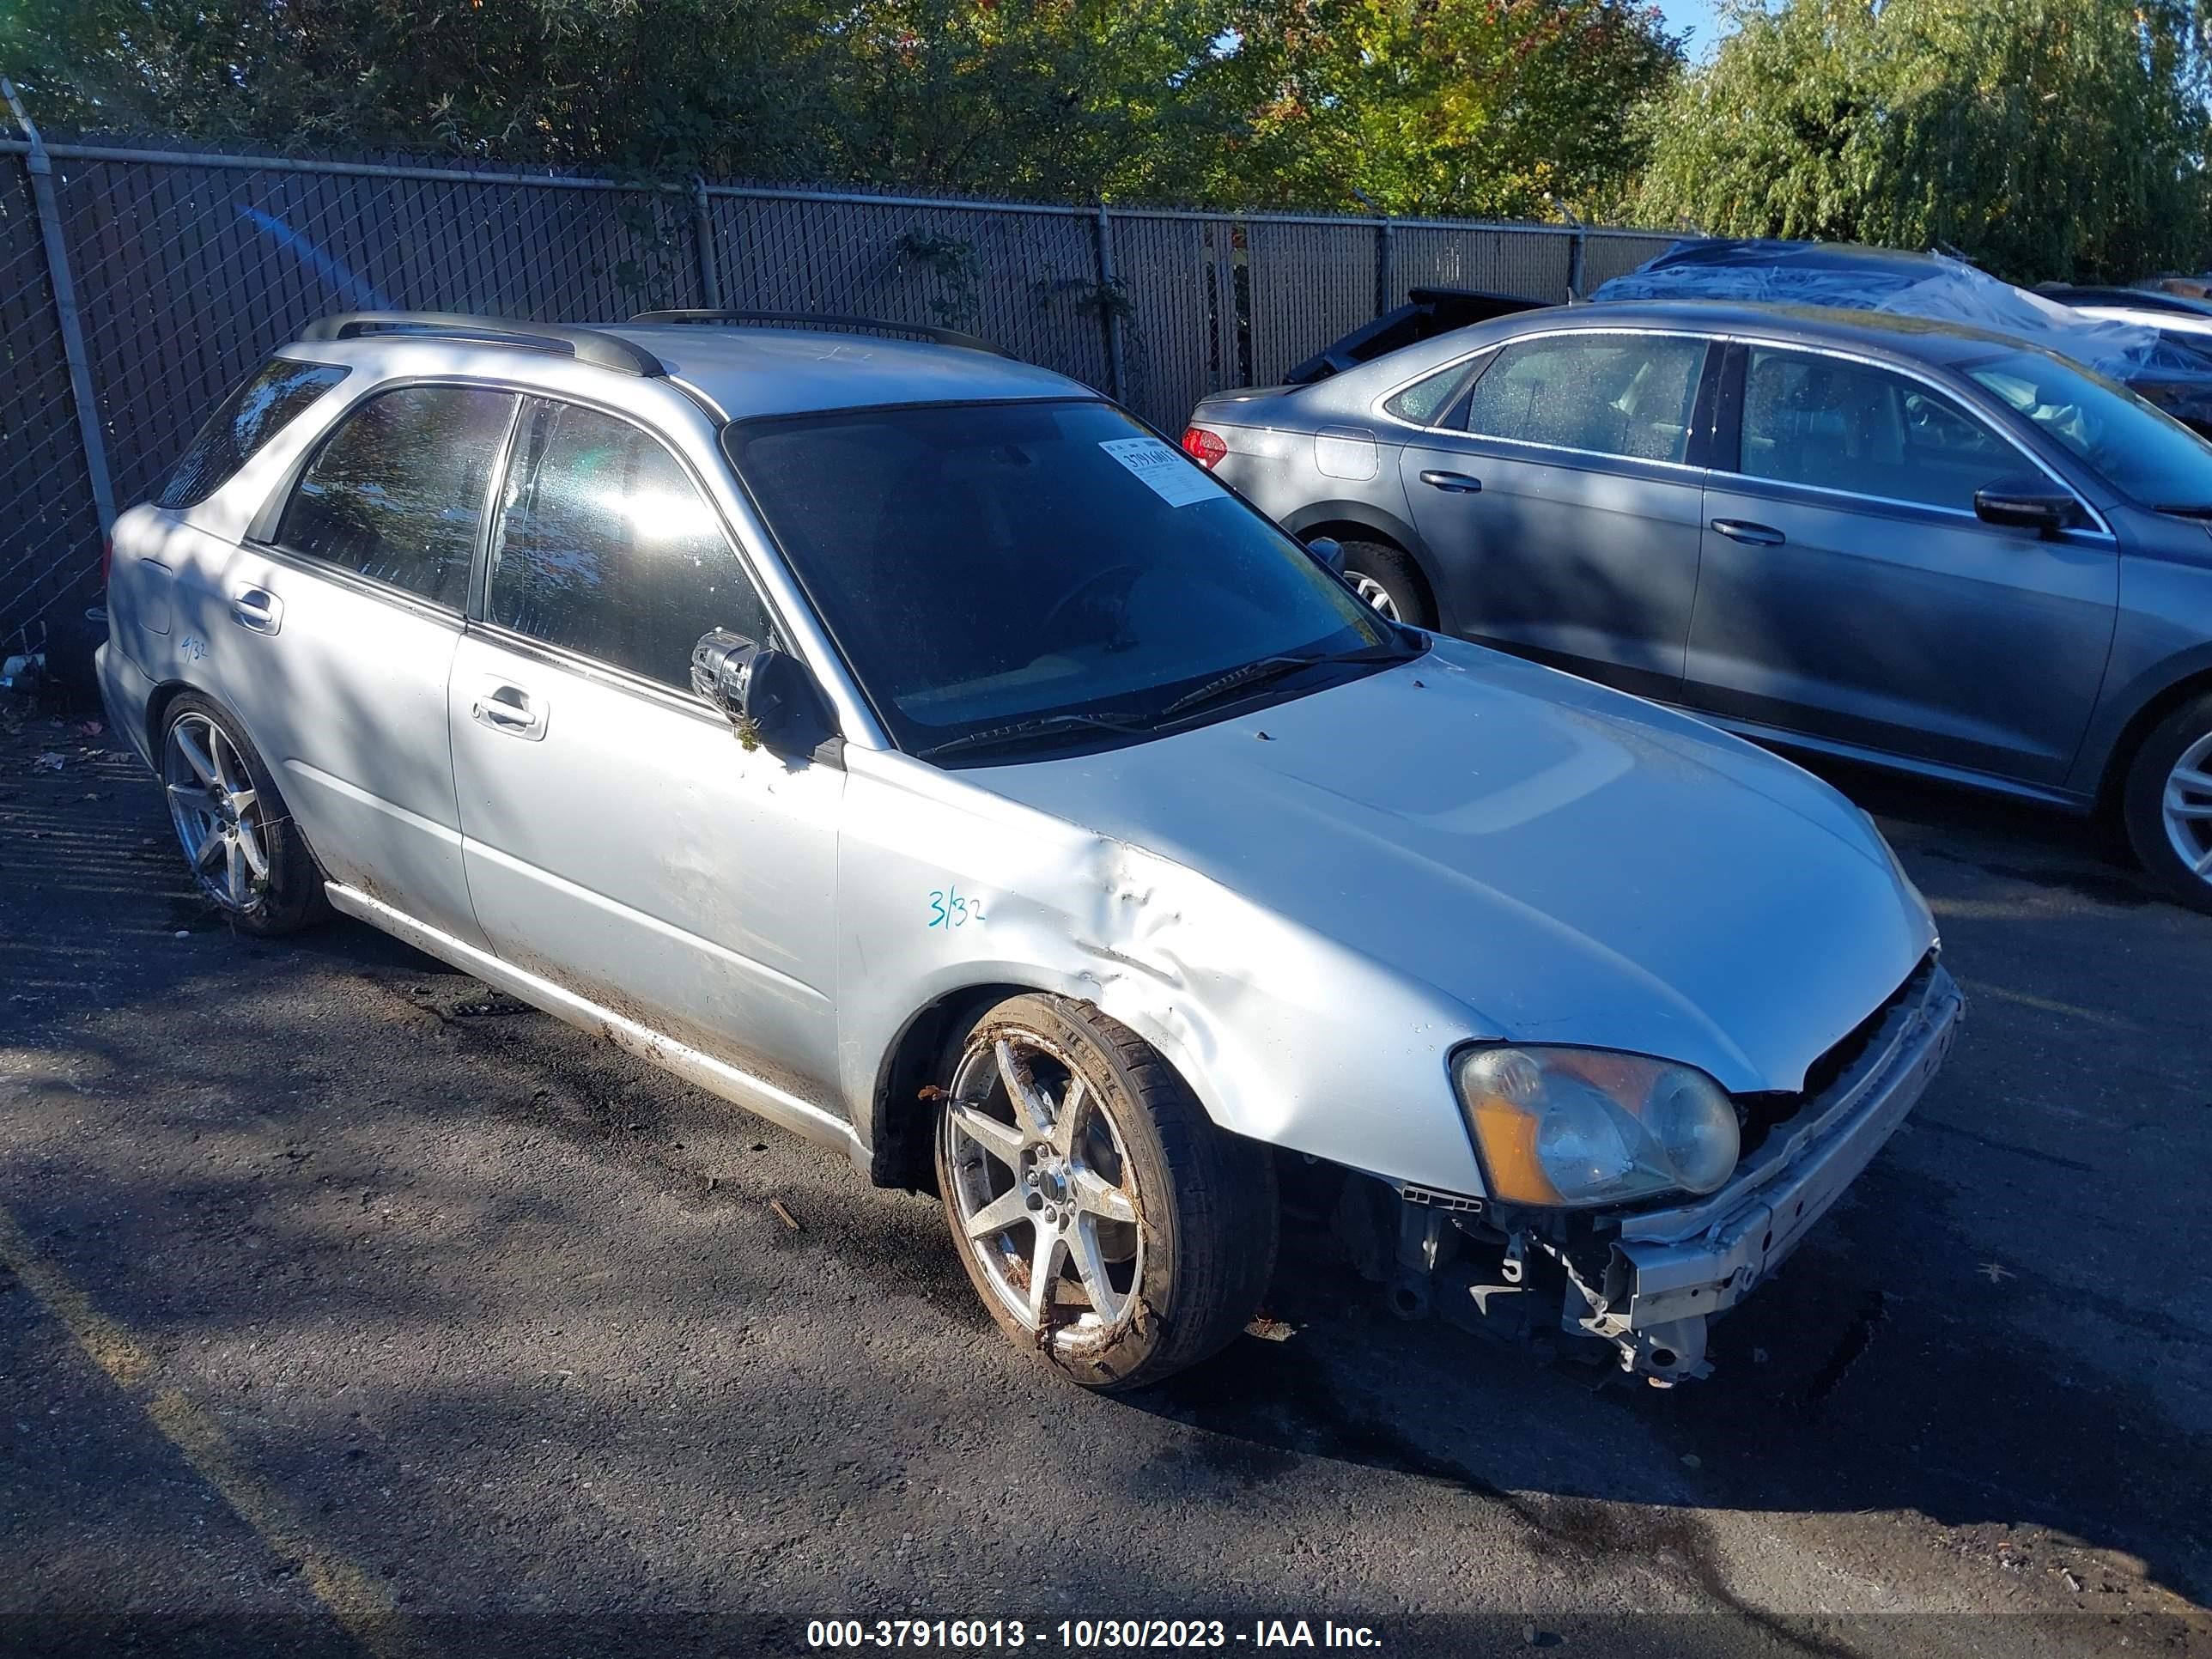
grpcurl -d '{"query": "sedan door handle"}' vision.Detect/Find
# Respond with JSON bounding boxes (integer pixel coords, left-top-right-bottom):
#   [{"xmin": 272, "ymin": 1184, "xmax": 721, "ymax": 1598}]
[
  {"xmin": 1419, "ymin": 470, "xmax": 1482, "ymax": 494},
  {"xmin": 1710, "ymin": 518, "xmax": 1786, "ymax": 546},
  {"xmin": 229, "ymin": 585, "xmax": 283, "ymax": 635},
  {"xmin": 470, "ymin": 678, "xmax": 548, "ymax": 741}
]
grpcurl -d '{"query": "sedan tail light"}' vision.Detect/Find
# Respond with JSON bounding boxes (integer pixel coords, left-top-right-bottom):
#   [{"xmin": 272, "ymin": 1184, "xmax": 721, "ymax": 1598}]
[{"xmin": 1181, "ymin": 425, "xmax": 1229, "ymax": 469}]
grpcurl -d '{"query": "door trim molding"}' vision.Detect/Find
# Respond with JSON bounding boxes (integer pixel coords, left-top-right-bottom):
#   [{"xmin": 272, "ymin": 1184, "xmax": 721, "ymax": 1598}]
[{"xmin": 325, "ymin": 881, "xmax": 864, "ymax": 1159}]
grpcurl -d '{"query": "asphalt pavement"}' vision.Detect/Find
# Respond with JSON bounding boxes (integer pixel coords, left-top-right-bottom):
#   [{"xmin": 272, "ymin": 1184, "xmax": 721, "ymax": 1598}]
[{"xmin": 2, "ymin": 693, "xmax": 2206, "ymax": 1659}]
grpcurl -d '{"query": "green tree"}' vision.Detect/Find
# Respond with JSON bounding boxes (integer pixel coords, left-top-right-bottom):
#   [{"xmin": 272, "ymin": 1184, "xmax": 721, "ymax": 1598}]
[
  {"xmin": 1636, "ymin": 0, "xmax": 2212, "ymax": 283},
  {"xmin": 1, "ymin": 0, "xmax": 1681, "ymax": 216},
  {"xmin": 1197, "ymin": 0, "xmax": 1684, "ymax": 218}
]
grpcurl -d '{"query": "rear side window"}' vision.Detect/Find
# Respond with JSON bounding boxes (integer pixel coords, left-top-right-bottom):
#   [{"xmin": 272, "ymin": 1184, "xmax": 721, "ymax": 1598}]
[
  {"xmin": 485, "ymin": 398, "xmax": 770, "ymax": 689},
  {"xmin": 1384, "ymin": 357, "xmax": 1481, "ymax": 426},
  {"xmin": 276, "ymin": 385, "xmax": 516, "ymax": 607},
  {"xmin": 157, "ymin": 359, "xmax": 349, "ymax": 509},
  {"xmin": 1462, "ymin": 335, "xmax": 1707, "ymax": 463}
]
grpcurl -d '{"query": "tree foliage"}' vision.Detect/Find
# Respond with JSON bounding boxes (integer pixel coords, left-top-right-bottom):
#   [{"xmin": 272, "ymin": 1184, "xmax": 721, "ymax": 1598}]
[
  {"xmin": 1635, "ymin": 0, "xmax": 2212, "ymax": 282},
  {"xmin": 0, "ymin": 0, "xmax": 1680, "ymax": 218}
]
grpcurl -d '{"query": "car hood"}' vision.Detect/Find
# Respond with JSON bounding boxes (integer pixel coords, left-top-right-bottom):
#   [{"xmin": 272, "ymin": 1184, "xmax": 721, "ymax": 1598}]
[{"xmin": 967, "ymin": 641, "xmax": 1936, "ymax": 1095}]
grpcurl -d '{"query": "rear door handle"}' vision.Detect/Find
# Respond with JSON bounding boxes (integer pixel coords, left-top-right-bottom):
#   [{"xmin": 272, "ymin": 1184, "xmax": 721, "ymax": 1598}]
[
  {"xmin": 1710, "ymin": 519, "xmax": 1785, "ymax": 546},
  {"xmin": 229, "ymin": 585, "xmax": 283, "ymax": 635},
  {"xmin": 1419, "ymin": 470, "xmax": 1482, "ymax": 494},
  {"xmin": 470, "ymin": 677, "xmax": 548, "ymax": 741}
]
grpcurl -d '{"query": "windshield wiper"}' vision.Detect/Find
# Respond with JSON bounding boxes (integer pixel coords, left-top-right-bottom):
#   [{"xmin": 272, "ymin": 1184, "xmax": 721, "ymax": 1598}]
[
  {"xmin": 1154, "ymin": 641, "xmax": 1418, "ymax": 725},
  {"xmin": 915, "ymin": 710, "xmax": 1152, "ymax": 761},
  {"xmin": 2152, "ymin": 502, "xmax": 2212, "ymax": 519}
]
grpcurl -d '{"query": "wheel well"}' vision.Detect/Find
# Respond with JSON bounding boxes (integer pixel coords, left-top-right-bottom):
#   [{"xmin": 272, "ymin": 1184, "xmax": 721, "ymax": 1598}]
[
  {"xmin": 868, "ymin": 982, "xmax": 1029, "ymax": 1191},
  {"xmin": 1298, "ymin": 520, "xmax": 1438, "ymax": 617},
  {"xmin": 144, "ymin": 679, "xmax": 191, "ymax": 757},
  {"xmin": 2095, "ymin": 667, "xmax": 2212, "ymax": 815}
]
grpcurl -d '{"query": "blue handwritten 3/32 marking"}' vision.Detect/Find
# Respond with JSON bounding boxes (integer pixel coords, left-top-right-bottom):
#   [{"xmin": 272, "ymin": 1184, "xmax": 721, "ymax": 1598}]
[{"xmin": 927, "ymin": 886, "xmax": 985, "ymax": 929}]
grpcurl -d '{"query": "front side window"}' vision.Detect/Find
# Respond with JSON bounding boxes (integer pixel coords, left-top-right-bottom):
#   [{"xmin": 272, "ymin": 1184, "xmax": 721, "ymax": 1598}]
[
  {"xmin": 1963, "ymin": 347, "xmax": 2212, "ymax": 514},
  {"xmin": 1737, "ymin": 347, "xmax": 2018, "ymax": 514},
  {"xmin": 724, "ymin": 399, "xmax": 1398, "ymax": 756},
  {"xmin": 486, "ymin": 399, "xmax": 769, "ymax": 689},
  {"xmin": 1460, "ymin": 335, "xmax": 1707, "ymax": 463},
  {"xmin": 276, "ymin": 385, "xmax": 515, "ymax": 606},
  {"xmin": 159, "ymin": 358, "xmax": 349, "ymax": 509}
]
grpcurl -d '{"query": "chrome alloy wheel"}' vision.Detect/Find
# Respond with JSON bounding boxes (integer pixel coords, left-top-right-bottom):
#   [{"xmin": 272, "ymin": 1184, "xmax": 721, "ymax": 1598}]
[
  {"xmin": 939, "ymin": 1030, "xmax": 1143, "ymax": 1342},
  {"xmin": 1348, "ymin": 574, "xmax": 1401, "ymax": 621},
  {"xmin": 2164, "ymin": 730, "xmax": 2212, "ymax": 886},
  {"xmin": 163, "ymin": 712, "xmax": 269, "ymax": 912}
]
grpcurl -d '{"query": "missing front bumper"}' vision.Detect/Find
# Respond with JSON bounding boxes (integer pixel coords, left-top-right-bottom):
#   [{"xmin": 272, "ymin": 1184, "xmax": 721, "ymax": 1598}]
[{"xmin": 1377, "ymin": 962, "xmax": 1965, "ymax": 1382}]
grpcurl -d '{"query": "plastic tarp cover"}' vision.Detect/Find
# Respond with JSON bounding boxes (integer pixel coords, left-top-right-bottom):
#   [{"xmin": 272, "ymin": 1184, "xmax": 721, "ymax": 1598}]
[{"xmin": 1594, "ymin": 239, "xmax": 2212, "ymax": 381}]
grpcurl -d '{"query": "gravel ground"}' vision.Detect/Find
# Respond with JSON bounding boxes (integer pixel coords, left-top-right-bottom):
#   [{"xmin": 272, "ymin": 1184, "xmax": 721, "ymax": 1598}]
[{"xmin": 1, "ymin": 694, "xmax": 2206, "ymax": 1659}]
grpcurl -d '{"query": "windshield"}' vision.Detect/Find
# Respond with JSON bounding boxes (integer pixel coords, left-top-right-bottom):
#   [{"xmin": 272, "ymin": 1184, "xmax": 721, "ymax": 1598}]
[
  {"xmin": 1964, "ymin": 348, "xmax": 2212, "ymax": 510},
  {"xmin": 722, "ymin": 399, "xmax": 1399, "ymax": 756}
]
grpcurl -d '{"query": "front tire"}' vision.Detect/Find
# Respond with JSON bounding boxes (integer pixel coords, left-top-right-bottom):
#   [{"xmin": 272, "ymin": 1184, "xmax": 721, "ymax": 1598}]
[
  {"xmin": 933, "ymin": 994, "xmax": 1278, "ymax": 1390},
  {"xmin": 2122, "ymin": 690, "xmax": 2212, "ymax": 915},
  {"xmin": 161, "ymin": 692, "xmax": 331, "ymax": 935}
]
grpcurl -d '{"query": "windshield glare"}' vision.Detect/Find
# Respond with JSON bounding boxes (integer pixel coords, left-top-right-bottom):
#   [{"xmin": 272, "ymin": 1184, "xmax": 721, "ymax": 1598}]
[
  {"xmin": 1965, "ymin": 348, "xmax": 2212, "ymax": 508},
  {"xmin": 724, "ymin": 400, "xmax": 1395, "ymax": 753}
]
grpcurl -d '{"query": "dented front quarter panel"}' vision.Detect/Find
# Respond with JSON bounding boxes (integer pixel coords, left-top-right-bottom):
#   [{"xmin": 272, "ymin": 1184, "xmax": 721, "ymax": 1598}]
[{"xmin": 833, "ymin": 746, "xmax": 1492, "ymax": 1194}]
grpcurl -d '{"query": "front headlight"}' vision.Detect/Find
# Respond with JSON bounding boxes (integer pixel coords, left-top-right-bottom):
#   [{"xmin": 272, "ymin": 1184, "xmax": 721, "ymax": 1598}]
[{"xmin": 1453, "ymin": 1046, "xmax": 1740, "ymax": 1208}]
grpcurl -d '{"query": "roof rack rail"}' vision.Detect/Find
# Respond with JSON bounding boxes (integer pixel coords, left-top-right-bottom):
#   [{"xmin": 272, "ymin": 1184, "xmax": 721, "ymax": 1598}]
[
  {"xmin": 295, "ymin": 312, "xmax": 667, "ymax": 377},
  {"xmin": 627, "ymin": 309, "xmax": 1015, "ymax": 359}
]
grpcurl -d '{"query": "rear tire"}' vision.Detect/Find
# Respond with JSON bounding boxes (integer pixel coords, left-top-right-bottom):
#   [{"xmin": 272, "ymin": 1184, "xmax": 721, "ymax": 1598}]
[
  {"xmin": 1337, "ymin": 539, "xmax": 1433, "ymax": 627},
  {"xmin": 933, "ymin": 994, "xmax": 1278, "ymax": 1390},
  {"xmin": 2121, "ymin": 690, "xmax": 2212, "ymax": 915},
  {"xmin": 161, "ymin": 692, "xmax": 331, "ymax": 935}
]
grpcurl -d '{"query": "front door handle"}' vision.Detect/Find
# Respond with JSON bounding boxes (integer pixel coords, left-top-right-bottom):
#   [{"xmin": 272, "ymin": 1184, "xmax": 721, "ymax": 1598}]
[
  {"xmin": 230, "ymin": 585, "xmax": 283, "ymax": 635},
  {"xmin": 471, "ymin": 678, "xmax": 548, "ymax": 741},
  {"xmin": 1419, "ymin": 470, "xmax": 1483, "ymax": 494},
  {"xmin": 1710, "ymin": 518, "xmax": 1785, "ymax": 546}
]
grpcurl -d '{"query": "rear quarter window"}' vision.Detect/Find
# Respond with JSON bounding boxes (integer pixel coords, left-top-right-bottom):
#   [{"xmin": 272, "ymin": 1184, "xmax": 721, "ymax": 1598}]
[{"xmin": 156, "ymin": 359, "xmax": 350, "ymax": 510}]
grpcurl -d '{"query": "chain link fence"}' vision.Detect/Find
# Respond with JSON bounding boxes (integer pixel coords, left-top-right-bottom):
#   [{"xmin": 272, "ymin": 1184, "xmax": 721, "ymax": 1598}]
[{"xmin": 0, "ymin": 131, "xmax": 1684, "ymax": 646}]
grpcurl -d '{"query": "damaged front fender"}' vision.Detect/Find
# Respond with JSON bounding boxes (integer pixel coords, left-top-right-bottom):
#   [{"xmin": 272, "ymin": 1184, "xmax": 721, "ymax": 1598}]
[{"xmin": 832, "ymin": 746, "xmax": 1491, "ymax": 1194}]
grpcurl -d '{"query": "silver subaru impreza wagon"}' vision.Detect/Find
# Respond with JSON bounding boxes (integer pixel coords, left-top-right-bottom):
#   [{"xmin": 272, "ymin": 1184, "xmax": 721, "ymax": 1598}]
[{"xmin": 98, "ymin": 310, "xmax": 1962, "ymax": 1389}]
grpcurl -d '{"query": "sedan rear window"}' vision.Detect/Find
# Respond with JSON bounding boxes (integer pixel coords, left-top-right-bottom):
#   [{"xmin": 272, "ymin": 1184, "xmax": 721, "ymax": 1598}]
[{"xmin": 156, "ymin": 358, "xmax": 349, "ymax": 509}]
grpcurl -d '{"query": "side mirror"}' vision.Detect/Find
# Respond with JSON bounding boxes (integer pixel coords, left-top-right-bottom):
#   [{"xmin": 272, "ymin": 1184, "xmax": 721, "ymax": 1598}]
[
  {"xmin": 1973, "ymin": 477, "xmax": 2084, "ymax": 538},
  {"xmin": 1308, "ymin": 536, "xmax": 1346, "ymax": 574},
  {"xmin": 690, "ymin": 629, "xmax": 836, "ymax": 758}
]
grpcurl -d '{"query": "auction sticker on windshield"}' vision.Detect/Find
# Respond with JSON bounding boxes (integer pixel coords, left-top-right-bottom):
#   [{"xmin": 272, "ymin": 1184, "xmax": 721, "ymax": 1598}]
[{"xmin": 1100, "ymin": 436, "xmax": 1223, "ymax": 507}]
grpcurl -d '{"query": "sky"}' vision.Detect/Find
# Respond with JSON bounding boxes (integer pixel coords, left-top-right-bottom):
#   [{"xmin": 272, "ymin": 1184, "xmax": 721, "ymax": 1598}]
[{"xmin": 1659, "ymin": 0, "xmax": 1729, "ymax": 59}]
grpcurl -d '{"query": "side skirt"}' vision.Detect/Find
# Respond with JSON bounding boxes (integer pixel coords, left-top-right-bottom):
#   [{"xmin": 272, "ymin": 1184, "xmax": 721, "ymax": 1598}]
[{"xmin": 325, "ymin": 882, "xmax": 865, "ymax": 1162}]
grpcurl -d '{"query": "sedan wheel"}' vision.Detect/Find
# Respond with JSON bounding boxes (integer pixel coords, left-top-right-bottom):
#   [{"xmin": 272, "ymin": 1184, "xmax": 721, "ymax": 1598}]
[
  {"xmin": 933, "ymin": 994, "xmax": 1279, "ymax": 1389},
  {"xmin": 165, "ymin": 711, "xmax": 271, "ymax": 913},
  {"xmin": 1348, "ymin": 573, "xmax": 1401, "ymax": 621},
  {"xmin": 2161, "ymin": 732, "xmax": 2212, "ymax": 883},
  {"xmin": 2123, "ymin": 690, "xmax": 2212, "ymax": 915}
]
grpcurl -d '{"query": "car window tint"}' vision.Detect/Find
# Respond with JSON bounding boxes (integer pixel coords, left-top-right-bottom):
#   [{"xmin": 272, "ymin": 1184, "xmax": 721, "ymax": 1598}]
[
  {"xmin": 486, "ymin": 399, "xmax": 769, "ymax": 689},
  {"xmin": 158, "ymin": 359, "xmax": 350, "ymax": 510},
  {"xmin": 276, "ymin": 385, "xmax": 514, "ymax": 605},
  {"xmin": 1460, "ymin": 335, "xmax": 1705, "ymax": 462},
  {"xmin": 1741, "ymin": 348, "xmax": 2014, "ymax": 512},
  {"xmin": 1385, "ymin": 358, "xmax": 1479, "ymax": 425}
]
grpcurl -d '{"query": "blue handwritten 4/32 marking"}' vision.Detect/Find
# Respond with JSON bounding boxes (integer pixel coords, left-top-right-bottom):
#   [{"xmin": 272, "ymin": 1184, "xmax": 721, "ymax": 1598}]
[{"xmin": 927, "ymin": 886, "xmax": 985, "ymax": 930}]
